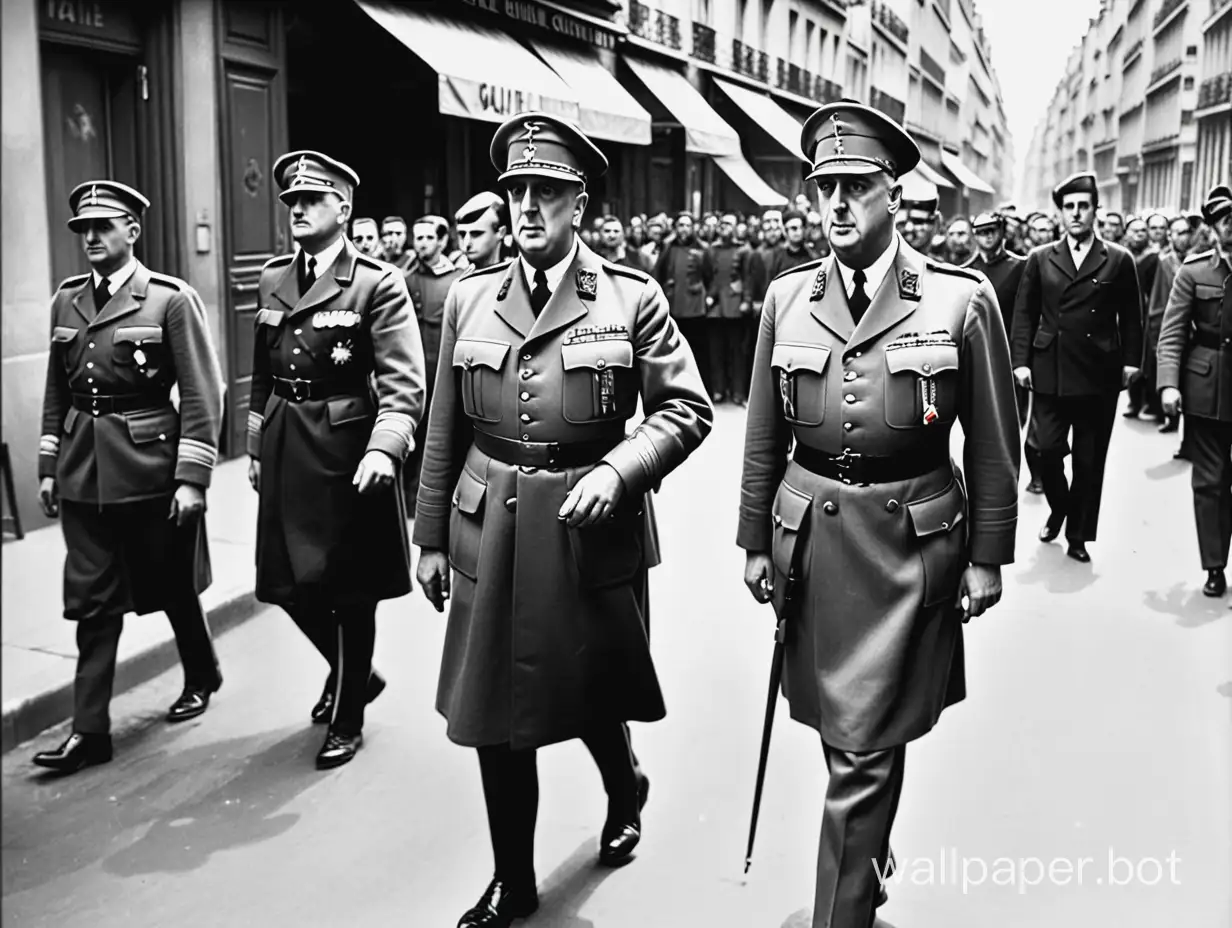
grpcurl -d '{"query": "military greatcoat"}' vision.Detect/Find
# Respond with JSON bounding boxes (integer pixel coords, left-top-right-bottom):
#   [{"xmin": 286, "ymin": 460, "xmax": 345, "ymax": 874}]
[
  {"xmin": 413, "ymin": 240, "xmax": 712, "ymax": 751},
  {"xmin": 738, "ymin": 238, "xmax": 1020, "ymax": 752},
  {"xmin": 248, "ymin": 241, "xmax": 426, "ymax": 609},
  {"xmin": 1157, "ymin": 249, "xmax": 1232, "ymax": 420}
]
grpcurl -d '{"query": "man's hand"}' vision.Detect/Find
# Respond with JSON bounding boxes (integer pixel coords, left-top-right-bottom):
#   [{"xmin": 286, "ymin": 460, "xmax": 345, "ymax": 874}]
[
  {"xmin": 558, "ymin": 463, "xmax": 625, "ymax": 528},
  {"xmin": 1013, "ymin": 366, "xmax": 1032, "ymax": 388},
  {"xmin": 705, "ymin": 295, "xmax": 716, "ymax": 308},
  {"xmin": 354, "ymin": 450, "xmax": 396, "ymax": 495},
  {"xmin": 1122, "ymin": 366, "xmax": 1141, "ymax": 388},
  {"xmin": 739, "ymin": 301, "xmax": 752, "ymax": 315},
  {"xmin": 730, "ymin": 279, "xmax": 744, "ymax": 295},
  {"xmin": 38, "ymin": 477, "xmax": 59, "ymax": 519},
  {"xmin": 170, "ymin": 483, "xmax": 206, "ymax": 527},
  {"xmin": 956, "ymin": 563, "xmax": 1002, "ymax": 622},
  {"xmin": 744, "ymin": 551, "xmax": 775, "ymax": 604},
  {"xmin": 1160, "ymin": 386, "xmax": 1182, "ymax": 417},
  {"xmin": 416, "ymin": 549, "xmax": 450, "ymax": 613}
]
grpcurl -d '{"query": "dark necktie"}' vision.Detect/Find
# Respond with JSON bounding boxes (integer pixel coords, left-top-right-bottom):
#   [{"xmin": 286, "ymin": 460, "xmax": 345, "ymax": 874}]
[
  {"xmin": 530, "ymin": 269, "xmax": 550, "ymax": 318},
  {"xmin": 299, "ymin": 254, "xmax": 317, "ymax": 295},
  {"xmin": 94, "ymin": 276, "xmax": 111, "ymax": 310},
  {"xmin": 849, "ymin": 268, "xmax": 870, "ymax": 324}
]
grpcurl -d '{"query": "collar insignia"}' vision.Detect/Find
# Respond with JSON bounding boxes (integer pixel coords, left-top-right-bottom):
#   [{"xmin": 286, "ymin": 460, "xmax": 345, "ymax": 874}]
[
  {"xmin": 809, "ymin": 267, "xmax": 827, "ymax": 302},
  {"xmin": 497, "ymin": 273, "xmax": 512, "ymax": 301},
  {"xmin": 576, "ymin": 268, "xmax": 598, "ymax": 300},
  {"xmin": 899, "ymin": 269, "xmax": 921, "ymax": 301}
]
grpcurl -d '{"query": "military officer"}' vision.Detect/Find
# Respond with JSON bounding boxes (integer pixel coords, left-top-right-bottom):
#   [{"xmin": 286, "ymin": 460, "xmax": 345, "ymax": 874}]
[
  {"xmin": 1011, "ymin": 172, "xmax": 1143, "ymax": 563},
  {"xmin": 965, "ymin": 210, "xmax": 1025, "ymax": 334},
  {"xmin": 1157, "ymin": 185, "xmax": 1232, "ymax": 597},
  {"xmin": 413, "ymin": 113, "xmax": 712, "ymax": 928},
  {"xmin": 896, "ymin": 179, "xmax": 940, "ymax": 255},
  {"xmin": 455, "ymin": 192, "xmax": 510, "ymax": 272},
  {"xmin": 247, "ymin": 151, "xmax": 426, "ymax": 769},
  {"xmin": 739, "ymin": 103, "xmax": 1019, "ymax": 928},
  {"xmin": 33, "ymin": 181, "xmax": 225, "ymax": 774}
]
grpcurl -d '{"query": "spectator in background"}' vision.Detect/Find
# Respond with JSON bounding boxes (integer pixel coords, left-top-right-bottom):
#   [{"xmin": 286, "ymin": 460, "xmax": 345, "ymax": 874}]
[
  {"xmin": 1099, "ymin": 210, "xmax": 1125, "ymax": 246},
  {"xmin": 1027, "ymin": 211, "xmax": 1060, "ymax": 247},
  {"xmin": 654, "ymin": 212, "xmax": 716, "ymax": 397},
  {"xmin": 1146, "ymin": 213, "xmax": 1201, "ymax": 446},
  {"xmin": 708, "ymin": 212, "xmax": 752, "ymax": 405},
  {"xmin": 454, "ymin": 191, "xmax": 509, "ymax": 272},
  {"xmin": 1146, "ymin": 212, "xmax": 1170, "ymax": 250},
  {"xmin": 1123, "ymin": 216, "xmax": 1160, "ymax": 420},
  {"xmin": 380, "ymin": 216, "xmax": 415, "ymax": 272},
  {"xmin": 595, "ymin": 214, "xmax": 651, "ymax": 273},
  {"xmin": 350, "ymin": 217, "xmax": 385, "ymax": 260},
  {"xmin": 780, "ymin": 208, "xmax": 817, "ymax": 271},
  {"xmin": 945, "ymin": 215, "xmax": 975, "ymax": 265},
  {"xmin": 641, "ymin": 213, "xmax": 668, "ymax": 265}
]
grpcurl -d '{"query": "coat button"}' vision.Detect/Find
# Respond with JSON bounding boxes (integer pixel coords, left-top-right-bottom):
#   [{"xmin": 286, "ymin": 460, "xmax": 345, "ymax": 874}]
[
  {"xmin": 88, "ymin": 342, "xmax": 95, "ymax": 349},
  {"xmin": 885, "ymin": 499, "xmax": 899, "ymax": 513},
  {"xmin": 597, "ymin": 359, "xmax": 607, "ymax": 369},
  {"xmin": 86, "ymin": 362, "xmax": 94, "ymax": 369},
  {"xmin": 520, "ymin": 413, "xmax": 531, "ymax": 423},
  {"xmin": 922, "ymin": 362, "xmax": 931, "ymax": 373},
  {"xmin": 844, "ymin": 370, "xmax": 856, "ymax": 381},
  {"xmin": 823, "ymin": 501, "xmax": 838, "ymax": 515},
  {"xmin": 521, "ymin": 392, "xmax": 530, "ymax": 401},
  {"xmin": 940, "ymin": 521, "xmax": 949, "ymax": 530},
  {"xmin": 845, "ymin": 394, "xmax": 856, "ymax": 403},
  {"xmin": 159, "ymin": 433, "xmax": 166, "ymax": 441},
  {"xmin": 505, "ymin": 497, "xmax": 517, "ymax": 513},
  {"xmin": 292, "ymin": 348, "xmax": 301, "ymax": 354},
  {"xmin": 294, "ymin": 328, "xmax": 302, "ymax": 335},
  {"xmin": 773, "ymin": 514, "xmax": 783, "ymax": 525},
  {"xmin": 522, "ymin": 353, "xmax": 532, "ymax": 361},
  {"xmin": 844, "ymin": 422, "xmax": 854, "ymax": 431},
  {"xmin": 522, "ymin": 433, "xmax": 530, "ymax": 440},
  {"xmin": 521, "ymin": 370, "xmax": 532, "ymax": 379}
]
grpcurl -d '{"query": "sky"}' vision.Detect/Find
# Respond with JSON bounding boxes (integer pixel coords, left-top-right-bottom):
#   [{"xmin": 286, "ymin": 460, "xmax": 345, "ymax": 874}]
[{"xmin": 976, "ymin": 0, "xmax": 1106, "ymax": 192}]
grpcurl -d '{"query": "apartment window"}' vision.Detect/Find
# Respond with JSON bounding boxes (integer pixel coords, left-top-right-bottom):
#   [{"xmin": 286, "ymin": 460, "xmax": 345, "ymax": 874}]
[
  {"xmin": 736, "ymin": 0, "xmax": 748, "ymax": 38},
  {"xmin": 1183, "ymin": 76, "xmax": 1194, "ymax": 90},
  {"xmin": 805, "ymin": 19, "xmax": 816, "ymax": 71},
  {"xmin": 789, "ymin": 10, "xmax": 799, "ymax": 64},
  {"xmin": 1186, "ymin": 45, "xmax": 1197, "ymax": 57}
]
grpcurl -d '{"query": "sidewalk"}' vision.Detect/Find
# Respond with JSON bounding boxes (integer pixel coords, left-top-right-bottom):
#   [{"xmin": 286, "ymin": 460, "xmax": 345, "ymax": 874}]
[{"xmin": 1, "ymin": 457, "xmax": 262, "ymax": 753}]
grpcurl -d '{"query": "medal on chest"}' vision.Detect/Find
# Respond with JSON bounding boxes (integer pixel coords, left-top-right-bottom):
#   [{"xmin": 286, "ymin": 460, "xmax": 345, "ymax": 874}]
[
  {"xmin": 920, "ymin": 378, "xmax": 938, "ymax": 425},
  {"xmin": 331, "ymin": 338, "xmax": 354, "ymax": 366}
]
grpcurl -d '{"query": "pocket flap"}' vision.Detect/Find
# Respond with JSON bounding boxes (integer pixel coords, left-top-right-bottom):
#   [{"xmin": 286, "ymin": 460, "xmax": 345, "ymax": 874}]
[
  {"xmin": 255, "ymin": 307, "xmax": 286, "ymax": 327},
  {"xmin": 51, "ymin": 326, "xmax": 79, "ymax": 344},
  {"xmin": 885, "ymin": 343, "xmax": 959, "ymax": 376},
  {"xmin": 63, "ymin": 407, "xmax": 80, "ymax": 434},
  {"xmin": 1195, "ymin": 284, "xmax": 1223, "ymax": 301},
  {"xmin": 1032, "ymin": 329, "xmax": 1056, "ymax": 350},
  {"xmin": 114, "ymin": 325, "xmax": 164, "ymax": 345},
  {"xmin": 327, "ymin": 395, "xmax": 373, "ymax": 426},
  {"xmin": 907, "ymin": 480, "xmax": 966, "ymax": 538},
  {"xmin": 771, "ymin": 342, "xmax": 831, "ymax": 374},
  {"xmin": 125, "ymin": 409, "xmax": 178, "ymax": 444},
  {"xmin": 773, "ymin": 482, "xmax": 813, "ymax": 532},
  {"xmin": 1184, "ymin": 354, "xmax": 1213, "ymax": 374},
  {"xmin": 453, "ymin": 339, "xmax": 511, "ymax": 372},
  {"xmin": 561, "ymin": 339, "xmax": 634, "ymax": 372},
  {"xmin": 453, "ymin": 467, "xmax": 487, "ymax": 515}
]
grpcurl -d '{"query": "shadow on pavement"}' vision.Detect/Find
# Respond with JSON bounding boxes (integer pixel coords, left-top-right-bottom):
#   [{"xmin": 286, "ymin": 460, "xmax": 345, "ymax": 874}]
[
  {"xmin": 1142, "ymin": 583, "xmax": 1229, "ymax": 629},
  {"xmin": 1143, "ymin": 458, "xmax": 1188, "ymax": 481},
  {"xmin": 1010, "ymin": 545, "xmax": 1099, "ymax": 596},
  {"xmin": 528, "ymin": 839, "xmax": 620, "ymax": 927},
  {"xmin": 1216, "ymin": 682, "xmax": 1232, "ymax": 699}
]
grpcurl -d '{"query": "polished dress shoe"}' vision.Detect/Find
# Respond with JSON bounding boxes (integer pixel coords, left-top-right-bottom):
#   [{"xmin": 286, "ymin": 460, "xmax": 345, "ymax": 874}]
[
  {"xmin": 1203, "ymin": 569, "xmax": 1227, "ymax": 597},
  {"xmin": 310, "ymin": 671, "xmax": 387, "ymax": 724},
  {"xmin": 1122, "ymin": 404, "xmax": 1141, "ymax": 419},
  {"xmin": 1158, "ymin": 416, "xmax": 1179, "ymax": 433},
  {"xmin": 32, "ymin": 732, "xmax": 112, "ymax": 773},
  {"xmin": 457, "ymin": 878, "xmax": 539, "ymax": 928},
  {"xmin": 1038, "ymin": 520, "xmax": 1062, "ymax": 543},
  {"xmin": 316, "ymin": 730, "xmax": 363, "ymax": 769},
  {"xmin": 1026, "ymin": 477, "xmax": 1045, "ymax": 494},
  {"xmin": 1174, "ymin": 445, "xmax": 1190, "ymax": 461},
  {"xmin": 1066, "ymin": 543, "xmax": 1090, "ymax": 563},
  {"xmin": 167, "ymin": 688, "xmax": 212, "ymax": 723},
  {"xmin": 598, "ymin": 772, "xmax": 650, "ymax": 866}
]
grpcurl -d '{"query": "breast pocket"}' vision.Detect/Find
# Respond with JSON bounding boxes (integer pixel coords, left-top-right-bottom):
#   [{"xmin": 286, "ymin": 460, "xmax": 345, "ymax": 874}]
[
  {"xmin": 51, "ymin": 326, "xmax": 80, "ymax": 373},
  {"xmin": 770, "ymin": 343, "xmax": 830, "ymax": 427},
  {"xmin": 453, "ymin": 339, "xmax": 511, "ymax": 424},
  {"xmin": 884, "ymin": 342, "xmax": 960, "ymax": 430},
  {"xmin": 114, "ymin": 326, "xmax": 167, "ymax": 378},
  {"xmin": 255, "ymin": 307, "xmax": 286, "ymax": 349},
  {"xmin": 906, "ymin": 478, "xmax": 967, "ymax": 607},
  {"xmin": 561, "ymin": 339, "xmax": 636, "ymax": 423}
]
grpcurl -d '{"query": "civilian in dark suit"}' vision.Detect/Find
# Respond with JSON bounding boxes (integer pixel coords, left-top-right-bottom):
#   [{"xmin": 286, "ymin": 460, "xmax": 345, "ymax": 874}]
[{"xmin": 1011, "ymin": 172, "xmax": 1143, "ymax": 563}]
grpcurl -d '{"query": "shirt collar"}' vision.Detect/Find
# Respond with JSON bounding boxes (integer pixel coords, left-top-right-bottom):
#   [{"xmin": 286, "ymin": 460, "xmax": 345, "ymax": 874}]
[
  {"xmin": 834, "ymin": 234, "xmax": 899, "ymax": 299},
  {"xmin": 298, "ymin": 236, "xmax": 347, "ymax": 273},
  {"xmin": 520, "ymin": 239, "xmax": 578, "ymax": 294},
  {"xmin": 93, "ymin": 257, "xmax": 138, "ymax": 291}
]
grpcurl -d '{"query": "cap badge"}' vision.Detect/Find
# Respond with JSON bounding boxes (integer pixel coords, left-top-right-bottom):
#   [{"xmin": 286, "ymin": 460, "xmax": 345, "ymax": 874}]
[
  {"xmin": 521, "ymin": 121, "xmax": 543, "ymax": 163},
  {"xmin": 576, "ymin": 268, "xmax": 598, "ymax": 300},
  {"xmin": 292, "ymin": 156, "xmax": 310, "ymax": 184},
  {"xmin": 87, "ymin": 185, "xmax": 99, "ymax": 206},
  {"xmin": 810, "ymin": 267, "xmax": 827, "ymax": 302},
  {"xmin": 831, "ymin": 114, "xmax": 845, "ymax": 156}
]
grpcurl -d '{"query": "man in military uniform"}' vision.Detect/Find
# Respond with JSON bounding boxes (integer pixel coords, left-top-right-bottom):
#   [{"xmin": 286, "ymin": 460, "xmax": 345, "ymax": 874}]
[
  {"xmin": 380, "ymin": 216, "xmax": 415, "ymax": 273},
  {"xmin": 739, "ymin": 104, "xmax": 1019, "ymax": 928},
  {"xmin": 896, "ymin": 180, "xmax": 939, "ymax": 255},
  {"xmin": 1157, "ymin": 185, "xmax": 1232, "ymax": 597},
  {"xmin": 1146, "ymin": 214, "xmax": 1200, "ymax": 440},
  {"xmin": 455, "ymin": 192, "xmax": 510, "ymax": 272},
  {"xmin": 966, "ymin": 210, "xmax": 1024, "ymax": 335},
  {"xmin": 1011, "ymin": 172, "xmax": 1143, "ymax": 563},
  {"xmin": 653, "ymin": 212, "xmax": 716, "ymax": 397},
  {"xmin": 34, "ymin": 181, "xmax": 225, "ymax": 774},
  {"xmin": 414, "ymin": 113, "xmax": 712, "ymax": 928},
  {"xmin": 247, "ymin": 151, "xmax": 426, "ymax": 769},
  {"xmin": 709, "ymin": 212, "xmax": 753, "ymax": 405}
]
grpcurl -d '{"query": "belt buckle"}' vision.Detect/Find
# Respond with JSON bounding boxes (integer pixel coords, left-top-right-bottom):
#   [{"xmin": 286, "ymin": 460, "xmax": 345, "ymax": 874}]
[
  {"xmin": 544, "ymin": 441, "xmax": 561, "ymax": 467},
  {"xmin": 288, "ymin": 378, "xmax": 311, "ymax": 402},
  {"xmin": 834, "ymin": 449, "xmax": 862, "ymax": 484}
]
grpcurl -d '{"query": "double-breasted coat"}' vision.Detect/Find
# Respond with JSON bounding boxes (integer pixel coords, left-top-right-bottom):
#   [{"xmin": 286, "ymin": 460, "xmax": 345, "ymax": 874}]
[
  {"xmin": 738, "ymin": 238, "xmax": 1020, "ymax": 752},
  {"xmin": 413, "ymin": 240, "xmax": 713, "ymax": 750},
  {"xmin": 248, "ymin": 241, "xmax": 426, "ymax": 608},
  {"xmin": 653, "ymin": 239, "xmax": 715, "ymax": 320},
  {"xmin": 1157, "ymin": 249, "xmax": 1232, "ymax": 422}
]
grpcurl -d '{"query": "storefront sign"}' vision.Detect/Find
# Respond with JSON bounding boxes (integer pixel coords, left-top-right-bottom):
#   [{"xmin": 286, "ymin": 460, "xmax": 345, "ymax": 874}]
[
  {"xmin": 461, "ymin": 0, "xmax": 619, "ymax": 50},
  {"xmin": 39, "ymin": 1, "xmax": 141, "ymax": 51},
  {"xmin": 439, "ymin": 74, "xmax": 581, "ymax": 124}
]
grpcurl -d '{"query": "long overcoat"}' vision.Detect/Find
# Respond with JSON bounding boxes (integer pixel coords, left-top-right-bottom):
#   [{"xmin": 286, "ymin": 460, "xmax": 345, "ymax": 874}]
[
  {"xmin": 1157, "ymin": 249, "xmax": 1232, "ymax": 422},
  {"xmin": 738, "ymin": 238, "xmax": 1020, "ymax": 752},
  {"xmin": 413, "ymin": 240, "xmax": 712, "ymax": 750}
]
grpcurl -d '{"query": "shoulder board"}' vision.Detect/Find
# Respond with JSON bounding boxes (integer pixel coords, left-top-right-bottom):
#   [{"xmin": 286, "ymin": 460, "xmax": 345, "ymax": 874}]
[
  {"xmin": 461, "ymin": 260, "xmax": 513, "ymax": 281},
  {"xmin": 926, "ymin": 261, "xmax": 982, "ymax": 283},
  {"xmin": 56, "ymin": 273, "xmax": 90, "ymax": 291},
  {"xmin": 772, "ymin": 258, "xmax": 825, "ymax": 282},
  {"xmin": 262, "ymin": 254, "xmax": 295, "ymax": 272},
  {"xmin": 604, "ymin": 261, "xmax": 650, "ymax": 283},
  {"xmin": 354, "ymin": 253, "xmax": 387, "ymax": 272},
  {"xmin": 1183, "ymin": 249, "xmax": 1214, "ymax": 265},
  {"xmin": 147, "ymin": 271, "xmax": 184, "ymax": 291}
]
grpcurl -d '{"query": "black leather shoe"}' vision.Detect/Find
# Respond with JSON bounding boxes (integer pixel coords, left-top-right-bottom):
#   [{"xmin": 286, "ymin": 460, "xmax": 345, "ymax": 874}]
[
  {"xmin": 311, "ymin": 671, "xmax": 387, "ymax": 724},
  {"xmin": 457, "ymin": 878, "xmax": 539, "ymax": 927},
  {"xmin": 1066, "ymin": 543, "xmax": 1090, "ymax": 563},
  {"xmin": 1159, "ymin": 416, "xmax": 1179, "ymax": 433},
  {"xmin": 598, "ymin": 772, "xmax": 650, "ymax": 866},
  {"xmin": 1122, "ymin": 405, "xmax": 1141, "ymax": 419},
  {"xmin": 316, "ymin": 730, "xmax": 363, "ymax": 769},
  {"xmin": 167, "ymin": 688, "xmax": 214, "ymax": 723},
  {"xmin": 1203, "ymin": 569, "xmax": 1227, "ymax": 597},
  {"xmin": 1174, "ymin": 446, "xmax": 1191, "ymax": 461},
  {"xmin": 1026, "ymin": 477, "xmax": 1045, "ymax": 495},
  {"xmin": 1039, "ymin": 520, "xmax": 1062, "ymax": 543},
  {"xmin": 32, "ymin": 732, "xmax": 112, "ymax": 773}
]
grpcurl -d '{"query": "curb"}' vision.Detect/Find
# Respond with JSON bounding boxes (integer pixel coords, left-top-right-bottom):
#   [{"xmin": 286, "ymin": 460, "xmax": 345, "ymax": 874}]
[{"xmin": 0, "ymin": 590, "xmax": 263, "ymax": 755}]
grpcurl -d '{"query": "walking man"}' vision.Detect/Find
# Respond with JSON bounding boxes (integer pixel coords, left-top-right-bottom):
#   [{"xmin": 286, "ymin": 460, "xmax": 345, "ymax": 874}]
[
  {"xmin": 739, "ymin": 103, "xmax": 1019, "ymax": 928},
  {"xmin": 1011, "ymin": 172, "xmax": 1142, "ymax": 562},
  {"xmin": 414, "ymin": 113, "xmax": 712, "ymax": 927},
  {"xmin": 1157, "ymin": 186, "xmax": 1232, "ymax": 597},
  {"xmin": 34, "ymin": 180, "xmax": 225, "ymax": 773},
  {"xmin": 247, "ymin": 151, "xmax": 426, "ymax": 768}
]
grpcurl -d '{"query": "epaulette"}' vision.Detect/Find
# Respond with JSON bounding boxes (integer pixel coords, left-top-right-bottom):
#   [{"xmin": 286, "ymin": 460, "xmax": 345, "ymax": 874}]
[
  {"xmin": 1183, "ymin": 249, "xmax": 1214, "ymax": 265},
  {"xmin": 460, "ymin": 259, "xmax": 513, "ymax": 281},
  {"xmin": 604, "ymin": 261, "xmax": 650, "ymax": 283},
  {"xmin": 925, "ymin": 261, "xmax": 982, "ymax": 282},
  {"xmin": 354, "ymin": 253, "xmax": 387, "ymax": 272},
  {"xmin": 262, "ymin": 254, "xmax": 294, "ymax": 272},
  {"xmin": 147, "ymin": 271, "xmax": 184, "ymax": 291},
  {"xmin": 57, "ymin": 273, "xmax": 89, "ymax": 291},
  {"xmin": 771, "ymin": 258, "xmax": 825, "ymax": 282}
]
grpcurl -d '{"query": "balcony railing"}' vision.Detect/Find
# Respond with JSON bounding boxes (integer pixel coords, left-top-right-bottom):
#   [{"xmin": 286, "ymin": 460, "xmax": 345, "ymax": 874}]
[
  {"xmin": 691, "ymin": 21, "xmax": 716, "ymax": 63},
  {"xmin": 1153, "ymin": 0, "xmax": 1187, "ymax": 28},
  {"xmin": 1149, "ymin": 57, "xmax": 1182, "ymax": 87},
  {"xmin": 1212, "ymin": 0, "xmax": 1232, "ymax": 21},
  {"xmin": 871, "ymin": 1, "xmax": 909, "ymax": 43},
  {"xmin": 731, "ymin": 38, "xmax": 770, "ymax": 83},
  {"xmin": 1198, "ymin": 71, "xmax": 1232, "ymax": 108},
  {"xmin": 629, "ymin": 1, "xmax": 681, "ymax": 50},
  {"xmin": 1122, "ymin": 37, "xmax": 1144, "ymax": 68},
  {"xmin": 920, "ymin": 49, "xmax": 945, "ymax": 85},
  {"xmin": 934, "ymin": 0, "xmax": 952, "ymax": 22},
  {"xmin": 870, "ymin": 86, "xmax": 907, "ymax": 124}
]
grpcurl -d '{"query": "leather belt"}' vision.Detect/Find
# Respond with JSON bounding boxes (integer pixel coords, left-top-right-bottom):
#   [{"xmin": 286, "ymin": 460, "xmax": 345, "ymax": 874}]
[
  {"xmin": 792, "ymin": 444, "xmax": 950, "ymax": 485},
  {"xmin": 71, "ymin": 393, "xmax": 166, "ymax": 414},
  {"xmin": 273, "ymin": 376, "xmax": 368, "ymax": 403},
  {"xmin": 1192, "ymin": 330, "xmax": 1232, "ymax": 350},
  {"xmin": 472, "ymin": 429, "xmax": 621, "ymax": 468}
]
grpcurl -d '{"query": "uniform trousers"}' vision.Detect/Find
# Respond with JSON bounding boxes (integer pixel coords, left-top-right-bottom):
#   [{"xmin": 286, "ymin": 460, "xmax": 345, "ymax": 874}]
[
  {"xmin": 477, "ymin": 724, "xmax": 640, "ymax": 888},
  {"xmin": 813, "ymin": 741, "xmax": 905, "ymax": 928},
  {"xmin": 677, "ymin": 318, "xmax": 712, "ymax": 396},
  {"xmin": 287, "ymin": 603, "xmax": 376, "ymax": 735},
  {"xmin": 1030, "ymin": 393, "xmax": 1120, "ymax": 543},
  {"xmin": 709, "ymin": 318, "xmax": 750, "ymax": 402},
  {"xmin": 1185, "ymin": 416, "xmax": 1232, "ymax": 570}
]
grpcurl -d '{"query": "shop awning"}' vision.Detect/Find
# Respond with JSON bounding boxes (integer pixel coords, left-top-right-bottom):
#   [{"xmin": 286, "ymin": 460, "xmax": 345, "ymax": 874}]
[
  {"xmin": 712, "ymin": 77, "xmax": 808, "ymax": 163},
  {"xmin": 530, "ymin": 41, "xmax": 651, "ymax": 145},
  {"xmin": 941, "ymin": 151, "xmax": 996, "ymax": 195},
  {"xmin": 713, "ymin": 154, "xmax": 788, "ymax": 207},
  {"xmin": 355, "ymin": 1, "xmax": 579, "ymax": 124},
  {"xmin": 623, "ymin": 57, "xmax": 740, "ymax": 156},
  {"xmin": 913, "ymin": 158, "xmax": 954, "ymax": 190}
]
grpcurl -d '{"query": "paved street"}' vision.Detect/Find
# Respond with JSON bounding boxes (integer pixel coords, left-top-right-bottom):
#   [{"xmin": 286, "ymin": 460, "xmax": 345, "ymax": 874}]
[{"xmin": 3, "ymin": 406, "xmax": 1228, "ymax": 928}]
